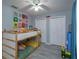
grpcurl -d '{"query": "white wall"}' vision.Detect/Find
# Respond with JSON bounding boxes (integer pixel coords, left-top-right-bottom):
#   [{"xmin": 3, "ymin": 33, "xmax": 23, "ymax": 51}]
[
  {"xmin": 2, "ymin": 5, "xmax": 18, "ymax": 30},
  {"xmin": 34, "ymin": 11, "xmax": 71, "ymax": 32},
  {"xmin": 34, "ymin": 11, "xmax": 71, "ymax": 46},
  {"xmin": 2, "ymin": 4, "xmax": 33, "ymax": 30}
]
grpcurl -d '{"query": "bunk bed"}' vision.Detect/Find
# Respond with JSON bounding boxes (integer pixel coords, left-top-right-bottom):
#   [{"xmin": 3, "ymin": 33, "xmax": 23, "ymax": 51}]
[{"xmin": 2, "ymin": 30, "xmax": 41, "ymax": 59}]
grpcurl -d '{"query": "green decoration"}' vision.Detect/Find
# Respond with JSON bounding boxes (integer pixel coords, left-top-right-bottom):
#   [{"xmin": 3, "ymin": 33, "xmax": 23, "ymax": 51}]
[
  {"xmin": 13, "ymin": 22, "xmax": 18, "ymax": 28},
  {"xmin": 13, "ymin": 17, "xmax": 18, "ymax": 22}
]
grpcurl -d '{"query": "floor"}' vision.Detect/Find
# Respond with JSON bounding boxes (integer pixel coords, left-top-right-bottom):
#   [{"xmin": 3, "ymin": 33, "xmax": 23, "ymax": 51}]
[{"xmin": 27, "ymin": 43, "xmax": 63, "ymax": 59}]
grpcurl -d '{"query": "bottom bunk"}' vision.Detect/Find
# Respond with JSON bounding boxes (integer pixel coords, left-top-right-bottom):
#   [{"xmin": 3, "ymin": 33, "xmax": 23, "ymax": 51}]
[
  {"xmin": 19, "ymin": 46, "xmax": 34, "ymax": 59},
  {"xmin": 18, "ymin": 37, "xmax": 40, "ymax": 59},
  {"xmin": 19, "ymin": 42, "xmax": 40, "ymax": 59}
]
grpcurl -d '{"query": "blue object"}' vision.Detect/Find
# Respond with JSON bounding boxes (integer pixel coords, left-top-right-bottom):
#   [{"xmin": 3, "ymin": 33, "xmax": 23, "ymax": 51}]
[
  {"xmin": 19, "ymin": 46, "xmax": 34, "ymax": 59},
  {"xmin": 67, "ymin": 32, "xmax": 71, "ymax": 51},
  {"xmin": 29, "ymin": 25, "xmax": 33, "ymax": 29},
  {"xmin": 71, "ymin": 0, "xmax": 77, "ymax": 59}
]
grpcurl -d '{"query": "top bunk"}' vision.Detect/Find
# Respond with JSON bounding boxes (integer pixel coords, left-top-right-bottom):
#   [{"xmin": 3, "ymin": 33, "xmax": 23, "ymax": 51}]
[{"xmin": 3, "ymin": 29, "xmax": 41, "ymax": 41}]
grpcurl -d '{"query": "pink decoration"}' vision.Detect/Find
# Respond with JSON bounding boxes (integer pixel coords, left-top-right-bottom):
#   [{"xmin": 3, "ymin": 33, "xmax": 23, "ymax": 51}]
[{"xmin": 18, "ymin": 22, "xmax": 22, "ymax": 28}]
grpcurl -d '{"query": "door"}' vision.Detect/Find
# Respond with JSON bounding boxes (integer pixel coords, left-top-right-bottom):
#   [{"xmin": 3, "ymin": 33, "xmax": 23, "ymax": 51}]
[
  {"xmin": 35, "ymin": 19, "xmax": 47, "ymax": 43},
  {"xmin": 49, "ymin": 16, "xmax": 66, "ymax": 46}
]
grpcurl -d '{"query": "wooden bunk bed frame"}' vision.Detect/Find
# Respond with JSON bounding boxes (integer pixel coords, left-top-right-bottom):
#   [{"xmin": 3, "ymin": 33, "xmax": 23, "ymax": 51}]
[{"xmin": 2, "ymin": 31, "xmax": 41, "ymax": 59}]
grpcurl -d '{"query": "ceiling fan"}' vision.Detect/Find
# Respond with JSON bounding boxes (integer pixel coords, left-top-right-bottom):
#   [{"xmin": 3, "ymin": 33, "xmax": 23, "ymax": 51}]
[{"xmin": 24, "ymin": 0, "xmax": 49, "ymax": 11}]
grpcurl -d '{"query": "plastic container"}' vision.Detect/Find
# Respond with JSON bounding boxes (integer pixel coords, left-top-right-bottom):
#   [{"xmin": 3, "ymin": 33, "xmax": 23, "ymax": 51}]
[{"xmin": 67, "ymin": 32, "xmax": 71, "ymax": 51}]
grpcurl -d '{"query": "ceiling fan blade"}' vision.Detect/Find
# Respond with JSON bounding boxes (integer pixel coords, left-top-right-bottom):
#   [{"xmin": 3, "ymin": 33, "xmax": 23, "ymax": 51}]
[
  {"xmin": 24, "ymin": 0, "xmax": 35, "ymax": 5},
  {"xmin": 40, "ymin": 0, "xmax": 49, "ymax": 3},
  {"xmin": 22, "ymin": 5, "xmax": 33, "ymax": 10},
  {"xmin": 40, "ymin": 4, "xmax": 50, "ymax": 11},
  {"xmin": 24, "ymin": 0, "xmax": 30, "ymax": 3}
]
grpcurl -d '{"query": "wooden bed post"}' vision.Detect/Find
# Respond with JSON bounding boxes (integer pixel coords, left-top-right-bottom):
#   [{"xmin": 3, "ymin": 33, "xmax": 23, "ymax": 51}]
[{"xmin": 16, "ymin": 33, "xmax": 18, "ymax": 59}]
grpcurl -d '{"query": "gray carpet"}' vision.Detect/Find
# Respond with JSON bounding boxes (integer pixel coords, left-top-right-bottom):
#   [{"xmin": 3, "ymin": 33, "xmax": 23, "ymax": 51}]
[{"xmin": 27, "ymin": 43, "xmax": 63, "ymax": 59}]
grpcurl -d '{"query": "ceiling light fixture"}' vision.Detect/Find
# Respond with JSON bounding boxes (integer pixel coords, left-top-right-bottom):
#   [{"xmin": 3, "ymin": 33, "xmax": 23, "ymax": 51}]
[
  {"xmin": 35, "ymin": 7, "xmax": 39, "ymax": 11},
  {"xmin": 32, "ymin": 0, "xmax": 40, "ymax": 11},
  {"xmin": 24, "ymin": 0, "xmax": 49, "ymax": 12},
  {"xmin": 34, "ymin": 5, "xmax": 39, "ymax": 11}
]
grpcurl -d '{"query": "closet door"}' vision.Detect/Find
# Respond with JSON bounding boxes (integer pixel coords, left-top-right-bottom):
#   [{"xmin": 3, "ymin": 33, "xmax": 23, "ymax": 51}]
[
  {"xmin": 35, "ymin": 19, "xmax": 47, "ymax": 43},
  {"xmin": 49, "ymin": 16, "xmax": 66, "ymax": 46}
]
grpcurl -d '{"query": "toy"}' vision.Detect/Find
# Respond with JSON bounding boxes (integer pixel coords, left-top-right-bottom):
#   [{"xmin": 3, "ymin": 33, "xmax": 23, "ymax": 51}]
[
  {"xmin": 25, "ymin": 41, "xmax": 39, "ymax": 48},
  {"xmin": 65, "ymin": 51, "xmax": 71, "ymax": 58},
  {"xmin": 20, "ymin": 28, "xmax": 26, "ymax": 32},
  {"xmin": 61, "ymin": 46, "xmax": 71, "ymax": 58},
  {"xmin": 61, "ymin": 32, "xmax": 72, "ymax": 58}
]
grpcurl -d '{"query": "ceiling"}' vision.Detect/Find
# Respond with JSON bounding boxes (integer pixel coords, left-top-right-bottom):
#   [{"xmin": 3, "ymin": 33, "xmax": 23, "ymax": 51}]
[{"xmin": 3, "ymin": 0, "xmax": 72, "ymax": 16}]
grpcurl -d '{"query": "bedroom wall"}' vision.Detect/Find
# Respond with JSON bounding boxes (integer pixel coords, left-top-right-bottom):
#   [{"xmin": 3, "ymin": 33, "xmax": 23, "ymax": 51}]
[
  {"xmin": 2, "ymin": 4, "xmax": 24, "ymax": 30},
  {"xmin": 34, "ymin": 11, "xmax": 71, "ymax": 32},
  {"xmin": 2, "ymin": 4, "xmax": 33, "ymax": 31},
  {"xmin": 34, "ymin": 11, "xmax": 71, "ymax": 45},
  {"xmin": 2, "ymin": 4, "xmax": 16, "ymax": 30}
]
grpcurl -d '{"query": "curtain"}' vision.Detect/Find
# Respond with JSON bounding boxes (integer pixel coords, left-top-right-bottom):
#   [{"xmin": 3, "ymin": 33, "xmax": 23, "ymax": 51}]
[{"xmin": 71, "ymin": 0, "xmax": 77, "ymax": 59}]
